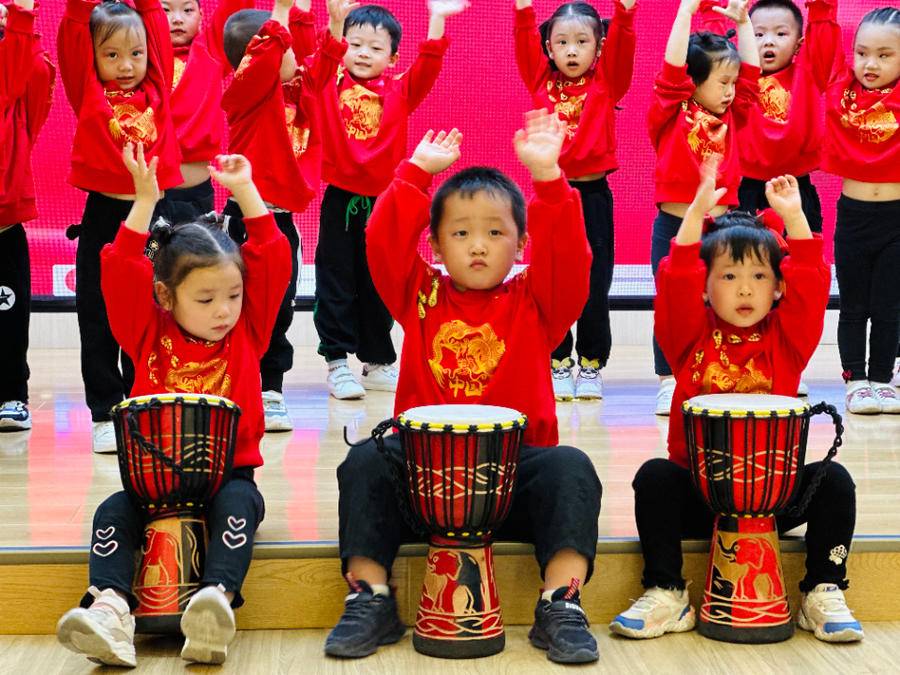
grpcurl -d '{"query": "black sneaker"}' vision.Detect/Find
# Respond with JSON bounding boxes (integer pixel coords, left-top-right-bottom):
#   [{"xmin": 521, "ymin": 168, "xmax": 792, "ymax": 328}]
[
  {"xmin": 528, "ymin": 580, "xmax": 598, "ymax": 664},
  {"xmin": 324, "ymin": 577, "xmax": 406, "ymax": 658}
]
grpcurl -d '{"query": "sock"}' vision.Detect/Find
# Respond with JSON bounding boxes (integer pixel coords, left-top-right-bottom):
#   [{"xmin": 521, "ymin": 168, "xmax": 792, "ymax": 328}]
[{"xmin": 370, "ymin": 584, "xmax": 390, "ymax": 597}]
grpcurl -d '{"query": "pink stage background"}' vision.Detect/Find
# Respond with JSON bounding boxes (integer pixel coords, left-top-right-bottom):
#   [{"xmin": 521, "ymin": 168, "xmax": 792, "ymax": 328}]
[{"xmin": 25, "ymin": 0, "xmax": 870, "ymax": 299}]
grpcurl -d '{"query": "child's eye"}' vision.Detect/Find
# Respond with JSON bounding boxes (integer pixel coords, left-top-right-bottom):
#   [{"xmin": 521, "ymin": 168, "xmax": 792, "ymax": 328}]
[
  {"xmin": 490, "ymin": 229, "xmax": 502, "ymax": 236},
  {"xmin": 724, "ymin": 273, "xmax": 736, "ymax": 280},
  {"xmin": 229, "ymin": 293, "xmax": 241, "ymax": 300},
  {"xmin": 755, "ymin": 273, "xmax": 768, "ymax": 280},
  {"xmin": 452, "ymin": 230, "xmax": 467, "ymax": 238},
  {"xmin": 198, "ymin": 298, "xmax": 213, "ymax": 304}
]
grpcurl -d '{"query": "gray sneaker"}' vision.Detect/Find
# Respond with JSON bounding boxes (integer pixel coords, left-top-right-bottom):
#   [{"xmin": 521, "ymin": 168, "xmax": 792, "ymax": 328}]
[{"xmin": 57, "ymin": 586, "xmax": 136, "ymax": 667}]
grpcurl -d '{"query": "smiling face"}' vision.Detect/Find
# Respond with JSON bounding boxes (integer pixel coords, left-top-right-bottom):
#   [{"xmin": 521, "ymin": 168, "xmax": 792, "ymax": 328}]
[
  {"xmin": 545, "ymin": 16, "xmax": 601, "ymax": 80},
  {"xmin": 93, "ymin": 26, "xmax": 148, "ymax": 91},
  {"xmin": 343, "ymin": 23, "xmax": 396, "ymax": 80},
  {"xmin": 162, "ymin": 0, "xmax": 202, "ymax": 49},
  {"xmin": 752, "ymin": 6, "xmax": 803, "ymax": 74},
  {"xmin": 853, "ymin": 22, "xmax": 900, "ymax": 90},
  {"xmin": 693, "ymin": 58, "xmax": 741, "ymax": 114},
  {"xmin": 156, "ymin": 262, "xmax": 244, "ymax": 342},
  {"xmin": 704, "ymin": 249, "xmax": 783, "ymax": 328},
  {"xmin": 429, "ymin": 190, "xmax": 528, "ymax": 292}
]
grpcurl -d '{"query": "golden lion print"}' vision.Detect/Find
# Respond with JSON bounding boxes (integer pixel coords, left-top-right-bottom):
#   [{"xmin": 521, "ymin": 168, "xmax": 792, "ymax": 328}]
[
  {"xmin": 553, "ymin": 93, "xmax": 586, "ymax": 138},
  {"xmin": 758, "ymin": 76, "xmax": 790, "ymax": 123},
  {"xmin": 108, "ymin": 104, "xmax": 158, "ymax": 144},
  {"xmin": 172, "ymin": 57, "xmax": 186, "ymax": 90},
  {"xmin": 700, "ymin": 357, "xmax": 772, "ymax": 393},
  {"xmin": 841, "ymin": 98, "xmax": 898, "ymax": 144},
  {"xmin": 685, "ymin": 106, "xmax": 727, "ymax": 159},
  {"xmin": 339, "ymin": 84, "xmax": 383, "ymax": 140},
  {"xmin": 429, "ymin": 320, "xmax": 505, "ymax": 398},
  {"xmin": 284, "ymin": 106, "xmax": 311, "ymax": 158}
]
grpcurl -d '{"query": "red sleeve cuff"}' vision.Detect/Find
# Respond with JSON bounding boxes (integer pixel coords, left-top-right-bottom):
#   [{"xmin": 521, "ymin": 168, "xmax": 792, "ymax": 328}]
[
  {"xmin": 113, "ymin": 225, "xmax": 151, "ymax": 256},
  {"xmin": 784, "ymin": 234, "xmax": 824, "ymax": 265},
  {"xmin": 806, "ymin": 0, "xmax": 836, "ymax": 22},
  {"xmin": 669, "ymin": 240, "xmax": 702, "ymax": 267},
  {"xmin": 320, "ymin": 32, "xmax": 348, "ymax": 60},
  {"xmin": 532, "ymin": 175, "xmax": 571, "ymax": 204},
  {"xmin": 132, "ymin": 0, "xmax": 163, "ymax": 12},
  {"xmin": 259, "ymin": 20, "xmax": 293, "ymax": 50},
  {"xmin": 244, "ymin": 212, "xmax": 280, "ymax": 240},
  {"xmin": 514, "ymin": 5, "xmax": 537, "ymax": 28},
  {"xmin": 289, "ymin": 7, "xmax": 314, "ymax": 25},
  {"xmin": 396, "ymin": 160, "xmax": 434, "ymax": 192},
  {"xmin": 613, "ymin": 0, "xmax": 637, "ymax": 23},
  {"xmin": 420, "ymin": 37, "xmax": 450, "ymax": 56},
  {"xmin": 659, "ymin": 61, "xmax": 691, "ymax": 85},
  {"xmin": 7, "ymin": 4, "xmax": 36, "ymax": 33},
  {"xmin": 65, "ymin": 0, "xmax": 97, "ymax": 23}
]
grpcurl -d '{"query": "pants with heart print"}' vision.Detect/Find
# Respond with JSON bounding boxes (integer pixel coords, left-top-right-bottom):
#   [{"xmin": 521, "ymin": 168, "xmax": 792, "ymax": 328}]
[{"xmin": 82, "ymin": 468, "xmax": 264, "ymax": 610}]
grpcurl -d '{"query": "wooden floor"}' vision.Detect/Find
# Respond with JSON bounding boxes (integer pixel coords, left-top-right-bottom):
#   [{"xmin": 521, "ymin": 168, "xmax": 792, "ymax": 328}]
[{"xmin": 1, "ymin": 343, "xmax": 899, "ymax": 550}]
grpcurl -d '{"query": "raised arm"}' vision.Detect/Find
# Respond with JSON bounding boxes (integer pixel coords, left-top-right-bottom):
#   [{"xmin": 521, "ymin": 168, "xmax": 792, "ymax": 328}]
[
  {"xmin": 665, "ymin": 0, "xmax": 701, "ymax": 67},
  {"xmin": 134, "ymin": 0, "xmax": 176, "ymax": 93},
  {"xmin": 677, "ymin": 153, "xmax": 727, "ymax": 245},
  {"xmin": 598, "ymin": 0, "xmax": 637, "ymax": 102},
  {"xmin": 57, "ymin": 0, "xmax": 101, "ymax": 114},
  {"xmin": 713, "ymin": 0, "xmax": 759, "ymax": 68},
  {"xmin": 206, "ymin": 0, "xmax": 256, "ymax": 69},
  {"xmin": 513, "ymin": 1, "xmax": 547, "ymax": 94},
  {"xmin": 426, "ymin": 0, "xmax": 468, "ymax": 41},
  {"xmin": 221, "ymin": 21, "xmax": 291, "ymax": 119},
  {"xmin": 0, "ymin": 2, "xmax": 37, "ymax": 107},
  {"xmin": 804, "ymin": 0, "xmax": 845, "ymax": 91},
  {"xmin": 288, "ymin": 2, "xmax": 317, "ymax": 60}
]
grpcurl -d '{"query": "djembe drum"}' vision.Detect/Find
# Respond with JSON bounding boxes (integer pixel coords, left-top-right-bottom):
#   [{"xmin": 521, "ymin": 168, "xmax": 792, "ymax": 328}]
[
  {"xmin": 385, "ymin": 405, "xmax": 525, "ymax": 659},
  {"xmin": 112, "ymin": 393, "xmax": 239, "ymax": 633},
  {"xmin": 683, "ymin": 394, "xmax": 842, "ymax": 644}
]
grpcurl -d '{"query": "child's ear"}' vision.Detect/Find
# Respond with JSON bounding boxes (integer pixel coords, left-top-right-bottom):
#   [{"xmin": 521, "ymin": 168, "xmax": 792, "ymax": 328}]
[
  {"xmin": 794, "ymin": 36, "xmax": 804, "ymax": 54},
  {"xmin": 774, "ymin": 279, "xmax": 785, "ymax": 301},
  {"xmin": 597, "ymin": 36, "xmax": 606, "ymax": 57},
  {"xmin": 154, "ymin": 280, "xmax": 174, "ymax": 310},
  {"xmin": 702, "ymin": 290, "xmax": 709, "ymax": 304},
  {"xmin": 516, "ymin": 233, "xmax": 529, "ymax": 261},
  {"xmin": 428, "ymin": 234, "xmax": 442, "ymax": 262},
  {"xmin": 389, "ymin": 52, "xmax": 399, "ymax": 67}
]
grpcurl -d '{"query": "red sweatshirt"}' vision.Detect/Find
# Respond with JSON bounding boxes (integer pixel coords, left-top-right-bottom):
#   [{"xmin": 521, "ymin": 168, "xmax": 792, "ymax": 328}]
[
  {"xmin": 101, "ymin": 212, "xmax": 291, "ymax": 469},
  {"xmin": 319, "ymin": 37, "xmax": 449, "ymax": 196},
  {"xmin": 655, "ymin": 236, "xmax": 830, "ymax": 468},
  {"xmin": 222, "ymin": 20, "xmax": 346, "ymax": 213},
  {"xmin": 514, "ymin": 1, "xmax": 635, "ymax": 178},
  {"xmin": 170, "ymin": 0, "xmax": 252, "ymax": 164},
  {"xmin": 648, "ymin": 61, "xmax": 759, "ymax": 205},
  {"xmin": 805, "ymin": 0, "xmax": 900, "ymax": 183},
  {"xmin": 367, "ymin": 161, "xmax": 591, "ymax": 447},
  {"xmin": 0, "ymin": 4, "xmax": 54, "ymax": 226},
  {"xmin": 57, "ymin": 0, "xmax": 182, "ymax": 194}
]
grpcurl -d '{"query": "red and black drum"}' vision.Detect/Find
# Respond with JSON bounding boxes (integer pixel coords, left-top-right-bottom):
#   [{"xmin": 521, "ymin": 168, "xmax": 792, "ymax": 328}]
[
  {"xmin": 396, "ymin": 405, "xmax": 526, "ymax": 659},
  {"xmin": 112, "ymin": 393, "xmax": 239, "ymax": 633}
]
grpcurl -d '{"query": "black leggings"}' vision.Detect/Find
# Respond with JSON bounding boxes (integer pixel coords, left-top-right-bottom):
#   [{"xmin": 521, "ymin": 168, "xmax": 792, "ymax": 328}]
[
  {"xmin": 738, "ymin": 174, "xmax": 823, "ymax": 234},
  {"xmin": 649, "ymin": 210, "xmax": 683, "ymax": 377},
  {"xmin": 0, "ymin": 224, "xmax": 30, "ymax": 403}
]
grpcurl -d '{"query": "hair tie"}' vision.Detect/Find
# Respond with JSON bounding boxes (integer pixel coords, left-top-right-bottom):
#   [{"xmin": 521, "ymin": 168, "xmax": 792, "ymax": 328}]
[
  {"xmin": 145, "ymin": 218, "xmax": 173, "ymax": 261},
  {"xmin": 701, "ymin": 214, "xmax": 717, "ymax": 235},
  {"xmin": 756, "ymin": 208, "xmax": 790, "ymax": 253}
]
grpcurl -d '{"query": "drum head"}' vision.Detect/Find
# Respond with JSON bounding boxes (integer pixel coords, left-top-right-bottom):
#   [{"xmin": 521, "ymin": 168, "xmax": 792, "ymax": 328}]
[
  {"xmin": 684, "ymin": 394, "xmax": 809, "ymax": 417},
  {"xmin": 399, "ymin": 404, "xmax": 526, "ymax": 432},
  {"xmin": 113, "ymin": 393, "xmax": 239, "ymax": 412}
]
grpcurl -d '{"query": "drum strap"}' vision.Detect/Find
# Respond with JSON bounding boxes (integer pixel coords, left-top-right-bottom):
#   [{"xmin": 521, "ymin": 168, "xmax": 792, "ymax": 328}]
[{"xmin": 784, "ymin": 403, "xmax": 844, "ymax": 517}]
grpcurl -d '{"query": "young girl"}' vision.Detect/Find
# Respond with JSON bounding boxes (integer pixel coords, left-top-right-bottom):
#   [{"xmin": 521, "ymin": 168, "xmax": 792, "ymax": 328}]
[
  {"xmin": 648, "ymin": 0, "xmax": 759, "ymax": 415},
  {"xmin": 58, "ymin": 0, "xmax": 182, "ymax": 453},
  {"xmin": 805, "ymin": 2, "xmax": 900, "ymax": 415},
  {"xmin": 55, "ymin": 144, "xmax": 291, "ymax": 666},
  {"xmin": 514, "ymin": 0, "xmax": 635, "ymax": 401},
  {"xmin": 610, "ymin": 156, "xmax": 863, "ymax": 644}
]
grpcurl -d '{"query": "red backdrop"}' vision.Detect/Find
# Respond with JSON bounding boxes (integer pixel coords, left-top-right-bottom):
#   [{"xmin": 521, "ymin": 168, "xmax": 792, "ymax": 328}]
[{"xmin": 25, "ymin": 0, "xmax": 870, "ymax": 299}]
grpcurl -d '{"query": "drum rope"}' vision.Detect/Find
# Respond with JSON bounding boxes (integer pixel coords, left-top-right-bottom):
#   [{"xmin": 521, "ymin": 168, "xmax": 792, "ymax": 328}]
[
  {"xmin": 126, "ymin": 410, "xmax": 188, "ymax": 478},
  {"xmin": 784, "ymin": 402, "xmax": 843, "ymax": 518}
]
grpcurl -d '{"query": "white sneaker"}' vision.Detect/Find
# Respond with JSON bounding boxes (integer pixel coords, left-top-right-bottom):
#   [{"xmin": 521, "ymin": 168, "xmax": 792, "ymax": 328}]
[
  {"xmin": 552, "ymin": 358, "xmax": 575, "ymax": 401},
  {"xmin": 871, "ymin": 382, "xmax": 900, "ymax": 414},
  {"xmin": 92, "ymin": 421, "xmax": 117, "ymax": 454},
  {"xmin": 797, "ymin": 380, "xmax": 809, "ymax": 397},
  {"xmin": 0, "ymin": 400, "xmax": 31, "ymax": 431},
  {"xmin": 797, "ymin": 583, "xmax": 864, "ymax": 643},
  {"xmin": 845, "ymin": 381, "xmax": 881, "ymax": 415},
  {"xmin": 180, "ymin": 584, "xmax": 236, "ymax": 664},
  {"xmin": 57, "ymin": 586, "xmax": 137, "ymax": 667},
  {"xmin": 609, "ymin": 587, "xmax": 696, "ymax": 639},
  {"xmin": 262, "ymin": 390, "xmax": 293, "ymax": 432},
  {"xmin": 655, "ymin": 378, "xmax": 676, "ymax": 416},
  {"xmin": 891, "ymin": 358, "xmax": 900, "ymax": 388},
  {"xmin": 362, "ymin": 363, "xmax": 399, "ymax": 392},
  {"xmin": 575, "ymin": 359, "xmax": 603, "ymax": 400},
  {"xmin": 327, "ymin": 359, "xmax": 365, "ymax": 400}
]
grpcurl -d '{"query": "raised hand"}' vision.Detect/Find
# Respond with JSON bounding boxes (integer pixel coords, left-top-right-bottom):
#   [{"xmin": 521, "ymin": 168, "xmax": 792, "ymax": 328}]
[
  {"xmin": 209, "ymin": 154, "xmax": 253, "ymax": 191},
  {"xmin": 765, "ymin": 174, "xmax": 810, "ymax": 238},
  {"xmin": 122, "ymin": 142, "xmax": 160, "ymax": 205},
  {"xmin": 678, "ymin": 0, "xmax": 702, "ymax": 16},
  {"xmin": 513, "ymin": 109, "xmax": 564, "ymax": 182},
  {"xmin": 327, "ymin": 0, "xmax": 360, "ymax": 37},
  {"xmin": 620, "ymin": 0, "xmax": 636, "ymax": 10},
  {"xmin": 692, "ymin": 153, "xmax": 727, "ymax": 216},
  {"xmin": 428, "ymin": 0, "xmax": 470, "ymax": 19},
  {"xmin": 515, "ymin": 0, "xmax": 533, "ymax": 9},
  {"xmin": 410, "ymin": 129, "xmax": 463, "ymax": 175},
  {"xmin": 294, "ymin": 0, "xmax": 312, "ymax": 11},
  {"xmin": 712, "ymin": 0, "xmax": 750, "ymax": 24}
]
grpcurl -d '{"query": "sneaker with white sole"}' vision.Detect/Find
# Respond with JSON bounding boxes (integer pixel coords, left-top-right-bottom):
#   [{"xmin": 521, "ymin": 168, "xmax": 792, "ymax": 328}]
[
  {"xmin": 797, "ymin": 583, "xmax": 864, "ymax": 643},
  {"xmin": 655, "ymin": 378, "xmax": 676, "ymax": 416},
  {"xmin": 362, "ymin": 363, "xmax": 399, "ymax": 392},
  {"xmin": 575, "ymin": 359, "xmax": 603, "ymax": 400},
  {"xmin": 871, "ymin": 382, "xmax": 900, "ymax": 414},
  {"xmin": 327, "ymin": 359, "xmax": 365, "ymax": 400},
  {"xmin": 0, "ymin": 400, "xmax": 31, "ymax": 431},
  {"xmin": 845, "ymin": 381, "xmax": 881, "ymax": 415},
  {"xmin": 180, "ymin": 584, "xmax": 236, "ymax": 664},
  {"xmin": 92, "ymin": 421, "xmax": 117, "ymax": 454},
  {"xmin": 57, "ymin": 586, "xmax": 137, "ymax": 667},
  {"xmin": 552, "ymin": 358, "xmax": 575, "ymax": 401},
  {"xmin": 262, "ymin": 390, "xmax": 293, "ymax": 432},
  {"xmin": 609, "ymin": 586, "xmax": 696, "ymax": 639},
  {"xmin": 797, "ymin": 380, "xmax": 809, "ymax": 397}
]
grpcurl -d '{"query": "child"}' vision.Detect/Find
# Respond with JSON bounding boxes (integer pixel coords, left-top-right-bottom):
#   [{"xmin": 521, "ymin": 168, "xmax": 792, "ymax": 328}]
[
  {"xmin": 804, "ymin": 2, "xmax": 900, "ymax": 415},
  {"xmin": 158, "ymin": 0, "xmax": 253, "ymax": 222},
  {"xmin": 221, "ymin": 0, "xmax": 352, "ymax": 430},
  {"xmin": 609, "ymin": 156, "xmax": 863, "ymax": 644},
  {"xmin": 56, "ymin": 144, "xmax": 291, "ymax": 666},
  {"xmin": 326, "ymin": 111, "xmax": 603, "ymax": 664},
  {"xmin": 313, "ymin": 0, "xmax": 467, "ymax": 400},
  {"xmin": 514, "ymin": 0, "xmax": 636, "ymax": 401},
  {"xmin": 57, "ymin": 0, "xmax": 183, "ymax": 453},
  {"xmin": 648, "ymin": 0, "xmax": 760, "ymax": 416},
  {"xmin": 0, "ymin": 0, "xmax": 54, "ymax": 431}
]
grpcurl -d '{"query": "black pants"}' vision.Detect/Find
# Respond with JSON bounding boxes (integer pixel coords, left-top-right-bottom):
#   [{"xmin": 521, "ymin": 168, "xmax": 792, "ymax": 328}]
[
  {"xmin": 834, "ymin": 196, "xmax": 900, "ymax": 383},
  {"xmin": 314, "ymin": 185, "xmax": 395, "ymax": 364},
  {"xmin": 0, "ymin": 224, "xmax": 30, "ymax": 403},
  {"xmin": 738, "ymin": 174, "xmax": 824, "ymax": 234},
  {"xmin": 650, "ymin": 210, "xmax": 683, "ymax": 377},
  {"xmin": 633, "ymin": 458, "xmax": 855, "ymax": 593},
  {"xmin": 224, "ymin": 200, "xmax": 297, "ymax": 392},
  {"xmin": 337, "ymin": 435, "xmax": 602, "ymax": 582},
  {"xmin": 73, "ymin": 193, "xmax": 136, "ymax": 422},
  {"xmin": 552, "ymin": 177, "xmax": 614, "ymax": 367},
  {"xmin": 155, "ymin": 179, "xmax": 215, "ymax": 226},
  {"xmin": 83, "ymin": 468, "xmax": 264, "ymax": 610}
]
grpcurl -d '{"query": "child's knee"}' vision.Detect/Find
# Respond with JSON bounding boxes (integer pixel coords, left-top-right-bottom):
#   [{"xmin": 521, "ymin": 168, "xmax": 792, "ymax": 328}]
[
  {"xmin": 632, "ymin": 458, "xmax": 680, "ymax": 495},
  {"xmin": 545, "ymin": 445, "xmax": 602, "ymax": 498},
  {"xmin": 93, "ymin": 491, "xmax": 137, "ymax": 527},
  {"xmin": 337, "ymin": 439, "xmax": 390, "ymax": 484}
]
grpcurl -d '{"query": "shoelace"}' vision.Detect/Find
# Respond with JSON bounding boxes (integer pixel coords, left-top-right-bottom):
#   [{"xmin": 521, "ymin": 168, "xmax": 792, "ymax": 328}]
[
  {"xmin": 627, "ymin": 593, "xmax": 663, "ymax": 613},
  {"xmin": 813, "ymin": 592, "xmax": 851, "ymax": 616},
  {"xmin": 330, "ymin": 368, "xmax": 358, "ymax": 385},
  {"xmin": 544, "ymin": 600, "xmax": 590, "ymax": 629},
  {"xmin": 369, "ymin": 365, "xmax": 398, "ymax": 378}
]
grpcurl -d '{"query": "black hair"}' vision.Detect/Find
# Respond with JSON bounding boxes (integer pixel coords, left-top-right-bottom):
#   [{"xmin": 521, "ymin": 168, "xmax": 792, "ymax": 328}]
[
  {"xmin": 749, "ymin": 0, "xmax": 804, "ymax": 34},
  {"xmin": 147, "ymin": 215, "xmax": 245, "ymax": 294},
  {"xmin": 539, "ymin": 2, "xmax": 606, "ymax": 70},
  {"xmin": 223, "ymin": 8, "xmax": 269, "ymax": 71},
  {"xmin": 857, "ymin": 7, "xmax": 900, "ymax": 37},
  {"xmin": 90, "ymin": 0, "xmax": 146, "ymax": 48},
  {"xmin": 344, "ymin": 5, "xmax": 401, "ymax": 55},
  {"xmin": 700, "ymin": 211, "xmax": 784, "ymax": 280},
  {"xmin": 687, "ymin": 30, "xmax": 740, "ymax": 86},
  {"xmin": 430, "ymin": 167, "xmax": 527, "ymax": 238}
]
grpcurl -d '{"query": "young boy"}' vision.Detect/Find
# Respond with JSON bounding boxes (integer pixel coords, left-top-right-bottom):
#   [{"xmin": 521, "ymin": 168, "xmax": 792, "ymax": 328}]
[
  {"xmin": 0, "ymin": 0, "xmax": 54, "ymax": 431},
  {"xmin": 222, "ymin": 0, "xmax": 352, "ymax": 430},
  {"xmin": 326, "ymin": 111, "xmax": 603, "ymax": 664},
  {"xmin": 313, "ymin": 0, "xmax": 467, "ymax": 400},
  {"xmin": 609, "ymin": 157, "xmax": 863, "ymax": 643}
]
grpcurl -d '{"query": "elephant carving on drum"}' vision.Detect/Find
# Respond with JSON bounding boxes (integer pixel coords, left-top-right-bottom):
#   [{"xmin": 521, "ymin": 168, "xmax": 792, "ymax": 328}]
[
  {"xmin": 422, "ymin": 550, "xmax": 485, "ymax": 616},
  {"xmin": 138, "ymin": 527, "xmax": 181, "ymax": 587},
  {"xmin": 713, "ymin": 534, "xmax": 784, "ymax": 600}
]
